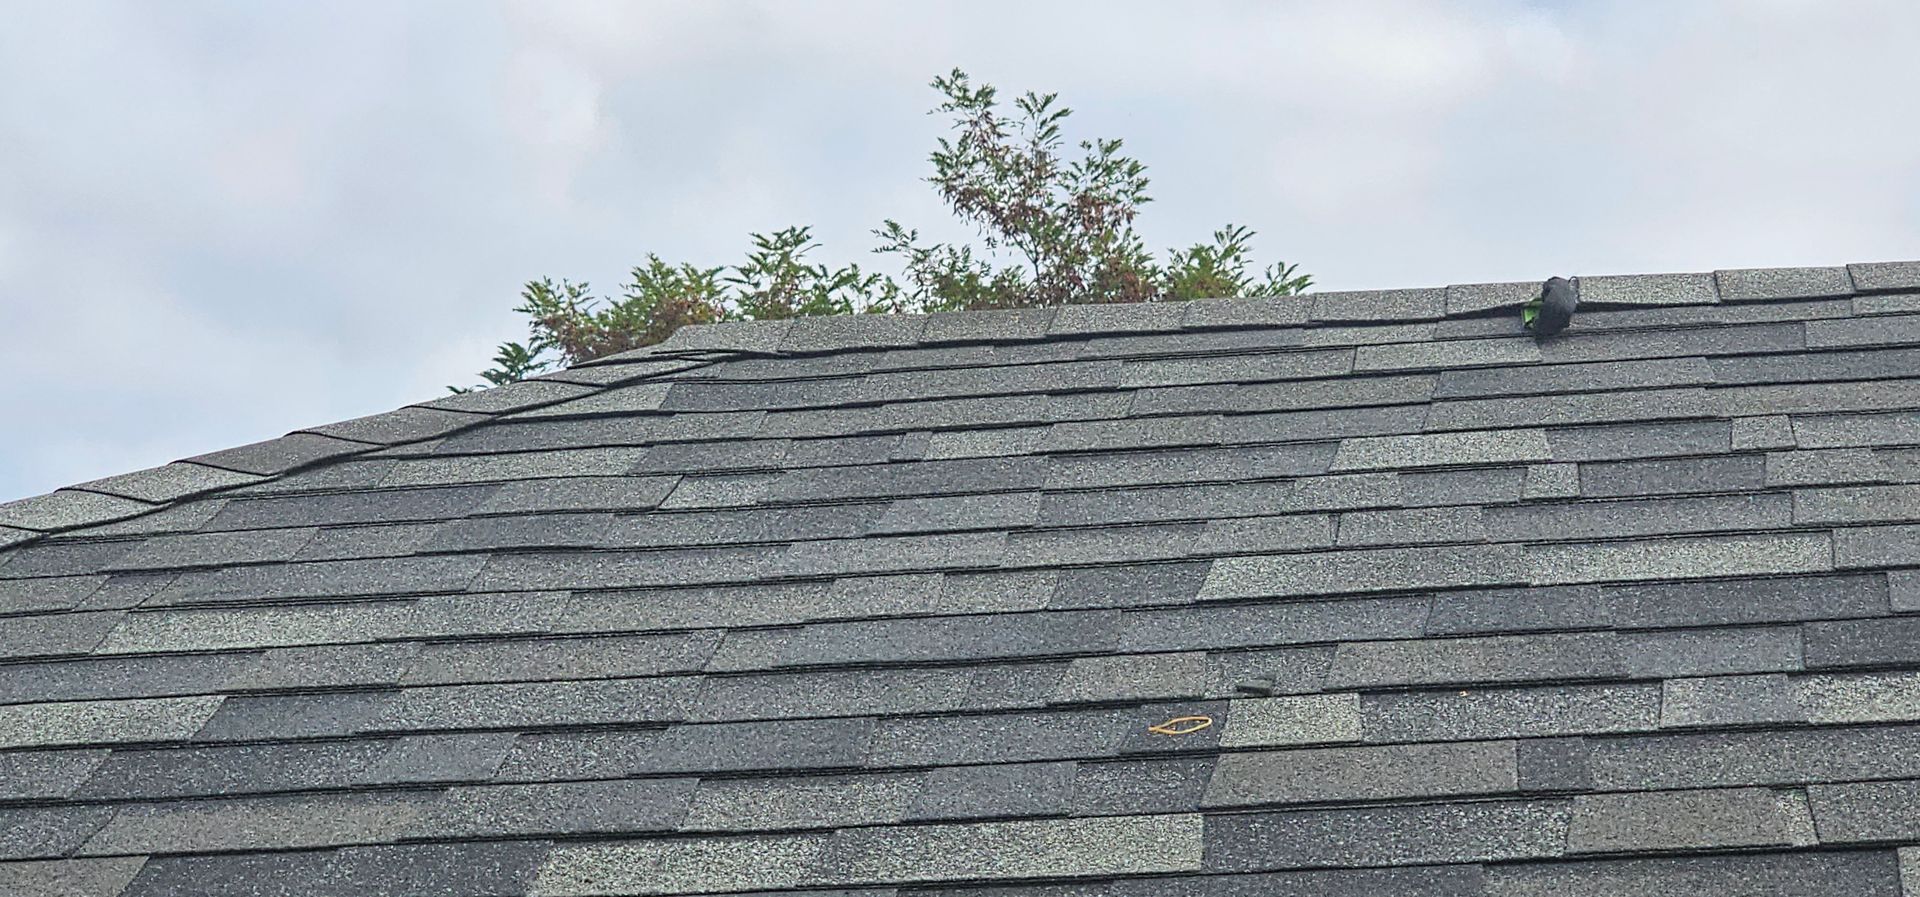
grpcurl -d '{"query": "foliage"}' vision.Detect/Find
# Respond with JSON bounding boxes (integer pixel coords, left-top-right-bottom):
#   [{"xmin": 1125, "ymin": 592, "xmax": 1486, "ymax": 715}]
[{"xmin": 460, "ymin": 69, "xmax": 1309, "ymax": 389}]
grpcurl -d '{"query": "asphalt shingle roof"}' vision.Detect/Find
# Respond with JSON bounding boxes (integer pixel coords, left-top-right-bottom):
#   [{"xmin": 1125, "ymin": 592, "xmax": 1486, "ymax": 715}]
[{"xmin": 3, "ymin": 261, "xmax": 1920, "ymax": 895}]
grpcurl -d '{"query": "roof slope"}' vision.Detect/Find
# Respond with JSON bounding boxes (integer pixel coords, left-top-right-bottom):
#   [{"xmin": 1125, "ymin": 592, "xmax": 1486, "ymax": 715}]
[{"xmin": 3, "ymin": 260, "xmax": 1920, "ymax": 896}]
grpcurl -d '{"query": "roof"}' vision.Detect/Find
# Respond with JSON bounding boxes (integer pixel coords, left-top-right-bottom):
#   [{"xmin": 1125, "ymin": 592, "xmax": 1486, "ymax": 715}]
[{"xmin": 2, "ymin": 260, "xmax": 1920, "ymax": 896}]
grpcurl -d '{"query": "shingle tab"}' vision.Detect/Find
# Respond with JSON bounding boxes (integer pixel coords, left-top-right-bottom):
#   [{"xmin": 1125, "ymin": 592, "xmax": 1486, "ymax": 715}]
[
  {"xmin": 1484, "ymin": 852, "xmax": 1902, "ymax": 897},
  {"xmin": 685, "ymin": 773, "xmax": 921, "ymax": 831},
  {"xmin": 1202, "ymin": 544, "xmax": 1527, "ymax": 600},
  {"xmin": 0, "ymin": 490, "xmax": 157, "ymax": 532},
  {"xmin": 1716, "ymin": 266, "xmax": 1853, "ymax": 302},
  {"xmin": 0, "ymin": 695, "xmax": 224, "ymax": 749},
  {"xmin": 0, "ymin": 857, "xmax": 147, "ymax": 897},
  {"xmin": 80, "ymin": 793, "xmax": 430, "ymax": 856},
  {"xmin": 1206, "ymin": 800, "xmax": 1569, "ymax": 871},
  {"xmin": 1330, "ymin": 429, "xmax": 1550, "ymax": 470},
  {"xmin": 819, "ymin": 814, "xmax": 1204, "ymax": 883},
  {"xmin": 1526, "ymin": 532, "xmax": 1833, "ymax": 586},
  {"xmin": 71, "ymin": 462, "xmax": 264, "ymax": 504},
  {"xmin": 0, "ymin": 806, "xmax": 113, "ymax": 861},
  {"xmin": 1578, "ymin": 271, "xmax": 1718, "ymax": 307},
  {"xmin": 1363, "ymin": 683, "xmax": 1660, "ymax": 741},
  {"xmin": 1204, "ymin": 740, "xmax": 1517, "ymax": 807},
  {"xmin": 1849, "ymin": 260, "xmax": 1920, "ymax": 292}
]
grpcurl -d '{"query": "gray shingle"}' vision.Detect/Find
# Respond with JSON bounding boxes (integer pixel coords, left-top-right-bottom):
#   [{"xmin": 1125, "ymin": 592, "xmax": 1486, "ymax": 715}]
[
  {"xmin": 1732, "ymin": 414, "xmax": 1797, "ymax": 449},
  {"xmin": 1329, "ymin": 429, "xmax": 1550, "ymax": 471},
  {"xmin": 108, "ymin": 527, "xmax": 318, "ymax": 571},
  {"xmin": 1205, "ymin": 799, "xmax": 1569, "ymax": 871},
  {"xmin": 1517, "ymin": 737, "xmax": 1592, "ymax": 792},
  {"xmin": 1808, "ymin": 779, "xmax": 1920, "ymax": 843},
  {"xmin": 379, "ymin": 447, "xmax": 649, "ymax": 486},
  {"xmin": 185, "ymin": 432, "xmax": 378, "ymax": 476},
  {"xmin": 366, "ymin": 676, "xmax": 701, "ymax": 731},
  {"xmin": 908, "ymin": 761, "xmax": 1076, "ymax": 820},
  {"xmin": 1792, "ymin": 671, "xmax": 1920, "ymax": 724},
  {"xmin": 1428, "ymin": 388, "xmax": 1713, "ymax": 433},
  {"xmin": 0, "ymin": 857, "xmax": 147, "ymax": 897},
  {"xmin": 301, "ymin": 406, "xmax": 490, "ymax": 445},
  {"xmin": 1050, "ymin": 300, "xmax": 1187, "ymax": 336},
  {"xmin": 0, "ymin": 539, "xmax": 136, "ymax": 579},
  {"xmin": 0, "ymin": 524, "xmax": 37, "ymax": 549},
  {"xmin": 1487, "ymin": 493, "xmax": 1792, "ymax": 541},
  {"xmin": 1526, "ymin": 532, "xmax": 1833, "ymax": 586},
  {"xmin": 654, "ymin": 318, "xmax": 794, "ymax": 353},
  {"xmin": 627, "ymin": 717, "xmax": 878, "ymax": 776},
  {"xmin": 1807, "ymin": 313, "xmax": 1920, "ymax": 349},
  {"xmin": 1791, "ymin": 411, "xmax": 1920, "ymax": 448},
  {"xmin": 1363, "ymin": 683, "xmax": 1660, "ymax": 741},
  {"xmin": 81, "ymin": 793, "xmax": 430, "ymax": 856},
  {"xmin": 1334, "ymin": 506, "xmax": 1485, "ymax": 547},
  {"xmin": 1604, "ymin": 573, "xmax": 1888, "ymax": 628},
  {"xmin": 1005, "ymin": 524, "xmax": 1199, "ymax": 566},
  {"xmin": 0, "ymin": 490, "xmax": 157, "ymax": 532},
  {"xmin": 0, "ymin": 574, "xmax": 106, "ymax": 614},
  {"xmin": 1445, "ymin": 280, "xmax": 1536, "ymax": 316},
  {"xmin": 0, "ymin": 652, "xmax": 256, "ymax": 705},
  {"xmin": 1052, "ymin": 652, "xmax": 1207, "ymax": 703},
  {"xmin": 1201, "ymin": 544, "xmax": 1527, "ymax": 600},
  {"xmin": 1794, "ymin": 484, "xmax": 1920, "ymax": 524},
  {"xmin": 193, "ymin": 690, "xmax": 394, "ymax": 740},
  {"xmin": 1546, "ymin": 420, "xmax": 1731, "ymax": 461},
  {"xmin": 1218, "ymin": 694, "xmax": 1359, "ymax": 747},
  {"xmin": 419, "ymin": 379, "xmax": 595, "ymax": 414},
  {"xmin": 203, "ymin": 484, "xmax": 498, "ymax": 530},
  {"xmin": 357, "ymin": 732, "xmax": 516, "ymax": 785},
  {"xmin": 512, "ymin": 381, "xmax": 674, "ymax": 418},
  {"xmin": 1194, "ymin": 514, "xmax": 1335, "ymax": 555},
  {"xmin": 1204, "ymin": 740, "xmax": 1517, "ymax": 807},
  {"xmin": 1484, "ymin": 852, "xmax": 1903, "ymax": 897},
  {"xmin": 1137, "ymin": 374, "xmax": 1434, "ymax": 417},
  {"xmin": 778, "ymin": 610, "xmax": 1119, "ymax": 668},
  {"xmin": 1659, "ymin": 674, "xmax": 1802, "ymax": 728},
  {"xmin": 1523, "ymin": 463, "xmax": 1580, "ymax": 499},
  {"xmin": 684, "ymin": 773, "xmax": 923, "ymax": 832},
  {"xmin": 406, "ymin": 631, "xmax": 717, "ymax": 686},
  {"xmin": 535, "ymin": 834, "xmax": 825, "ymax": 895},
  {"xmin": 1766, "ymin": 448, "xmax": 1894, "ymax": 486},
  {"xmin": 1427, "ymin": 584, "xmax": 1607, "ymax": 635},
  {"xmin": 819, "ymin": 815, "xmax": 1204, "ymax": 884},
  {"xmin": 415, "ymin": 778, "xmax": 697, "ymax": 838},
  {"xmin": 1121, "ymin": 596, "xmax": 1428, "ymax": 652},
  {"xmin": 1050, "ymin": 562, "xmax": 1208, "ymax": 609},
  {"xmin": 1848, "ymin": 261, "xmax": 1920, "ymax": 292},
  {"xmin": 1179, "ymin": 295, "xmax": 1313, "ymax": 329},
  {"xmin": 0, "ymin": 806, "xmax": 113, "ymax": 861},
  {"xmin": 1805, "ymin": 617, "xmax": 1920, "ymax": 669},
  {"xmin": 1590, "ymin": 723, "xmax": 1920, "ymax": 792},
  {"xmin": 0, "ymin": 610, "xmax": 122, "ymax": 660},
  {"xmin": 873, "ymin": 492, "xmax": 1039, "ymax": 534},
  {"xmin": 1310, "ymin": 287, "xmax": 1445, "ymax": 323},
  {"xmin": 1435, "ymin": 356, "xmax": 1712, "ymax": 400},
  {"xmin": 1566, "ymin": 787, "xmax": 1807, "ymax": 854},
  {"xmin": 870, "ymin": 708, "xmax": 1129, "ymax": 767},
  {"xmin": 289, "ymin": 521, "xmax": 438, "ymax": 561},
  {"xmin": 1895, "ymin": 569, "xmax": 1920, "ymax": 613},
  {"xmin": 781, "ymin": 314, "xmax": 928, "ymax": 352},
  {"xmin": 690, "ymin": 667, "xmax": 971, "ymax": 721},
  {"xmin": 1220, "ymin": 404, "xmax": 1427, "ymax": 444},
  {"xmin": 1579, "ymin": 455, "xmax": 1766, "ymax": 497},
  {"xmin": 1621, "ymin": 626, "xmax": 1804, "ymax": 677},
  {"xmin": 1716, "ymin": 266, "xmax": 1853, "ymax": 302},
  {"xmin": 74, "ymin": 740, "xmax": 394, "ymax": 801},
  {"xmin": 1326, "ymin": 632, "xmax": 1622, "ymax": 689},
  {"xmin": 1354, "ymin": 336, "xmax": 1539, "ymax": 371},
  {"xmin": 1578, "ymin": 271, "xmax": 1718, "ymax": 307},
  {"xmin": 1835, "ymin": 524, "xmax": 1920, "ymax": 568},
  {"xmin": 147, "ymin": 554, "xmax": 485, "ymax": 605},
  {"xmin": 0, "ymin": 695, "xmax": 224, "ymax": 749},
  {"xmin": 71, "ymin": 462, "xmax": 263, "ymax": 504},
  {"xmin": 0, "ymin": 749, "xmax": 109, "ymax": 800},
  {"xmin": 1069, "ymin": 757, "xmax": 1214, "ymax": 817}
]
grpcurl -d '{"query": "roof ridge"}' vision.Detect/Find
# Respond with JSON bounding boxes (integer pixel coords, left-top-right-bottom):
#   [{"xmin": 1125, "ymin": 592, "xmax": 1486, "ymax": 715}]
[{"xmin": 0, "ymin": 258, "xmax": 1913, "ymax": 547}]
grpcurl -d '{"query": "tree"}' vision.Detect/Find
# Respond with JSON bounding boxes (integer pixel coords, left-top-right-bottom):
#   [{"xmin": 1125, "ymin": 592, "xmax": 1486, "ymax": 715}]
[{"xmin": 456, "ymin": 69, "xmax": 1308, "ymax": 390}]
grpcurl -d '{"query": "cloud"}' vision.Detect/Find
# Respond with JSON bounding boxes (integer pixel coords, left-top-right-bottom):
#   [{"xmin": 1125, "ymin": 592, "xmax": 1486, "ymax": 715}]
[{"xmin": 1, "ymin": 0, "xmax": 1917, "ymax": 500}]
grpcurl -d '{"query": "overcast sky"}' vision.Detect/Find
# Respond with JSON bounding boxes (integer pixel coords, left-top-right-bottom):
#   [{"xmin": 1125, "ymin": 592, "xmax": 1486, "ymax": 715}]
[{"xmin": 1, "ymin": 1, "xmax": 1917, "ymax": 501}]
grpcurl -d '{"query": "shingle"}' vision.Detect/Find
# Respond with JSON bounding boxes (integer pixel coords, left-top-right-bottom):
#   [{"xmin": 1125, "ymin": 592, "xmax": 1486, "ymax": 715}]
[
  {"xmin": 1848, "ymin": 261, "xmax": 1920, "ymax": 292},
  {"xmin": 1427, "ymin": 584, "xmax": 1607, "ymax": 635},
  {"xmin": 1717, "ymin": 379, "xmax": 1920, "ymax": 418},
  {"xmin": 0, "ymin": 857, "xmax": 147, "ymax": 897},
  {"xmin": 1517, "ymin": 737, "xmax": 1592, "ymax": 792},
  {"xmin": 0, "ymin": 610, "xmax": 122, "ymax": 660},
  {"xmin": 107, "ymin": 527, "xmax": 319, "ymax": 571},
  {"xmin": 512, "ymin": 381, "xmax": 674, "ymax": 418},
  {"xmin": 80, "ymin": 793, "xmax": 431, "ymax": 856},
  {"xmin": 1138, "ymin": 375, "xmax": 1435, "ymax": 418},
  {"xmin": 74, "ymin": 740, "xmax": 395, "ymax": 800},
  {"xmin": 819, "ymin": 815, "xmax": 1205, "ymax": 883},
  {"xmin": 1767, "ymin": 448, "xmax": 1895, "ymax": 488},
  {"xmin": 828, "ymin": 570, "xmax": 1052, "ymax": 619},
  {"xmin": 193, "ymin": 690, "xmax": 393, "ymax": 740},
  {"xmin": 203, "ymin": 484, "xmax": 497, "ymax": 530},
  {"xmin": 1579, "ymin": 455, "xmax": 1766, "ymax": 497},
  {"xmin": 1793, "ymin": 484, "xmax": 1920, "ymax": 524},
  {"xmin": 1005, "ymin": 524, "xmax": 1199, "ymax": 566},
  {"xmin": 0, "ymin": 524, "xmax": 37, "ymax": 549},
  {"xmin": 534, "ymin": 833, "xmax": 828, "ymax": 896},
  {"xmin": 1807, "ymin": 313, "xmax": 1920, "ymax": 350},
  {"xmin": 1335, "ymin": 506, "xmax": 1485, "ymax": 547},
  {"xmin": 1526, "ymin": 532, "xmax": 1833, "ymax": 586},
  {"xmin": 415, "ymin": 778, "xmax": 698, "ymax": 838},
  {"xmin": 538, "ymin": 355, "xmax": 706, "ymax": 384},
  {"xmin": 0, "ymin": 806, "xmax": 113, "ymax": 861},
  {"xmin": 365, "ymin": 676, "xmax": 702, "ymax": 731},
  {"xmin": 146, "ymin": 554, "xmax": 485, "ymax": 605},
  {"xmin": 1437, "ymin": 356, "xmax": 1712, "ymax": 400},
  {"xmin": 1523, "ymin": 463, "xmax": 1580, "ymax": 500},
  {"xmin": 405, "ymin": 631, "xmax": 717, "ymax": 687},
  {"xmin": 1205, "ymin": 799, "xmax": 1569, "ymax": 871},
  {"xmin": 1658, "ymin": 674, "xmax": 1802, "ymax": 728},
  {"xmin": 1179, "ymin": 294, "xmax": 1314, "ymax": 329},
  {"xmin": 1805, "ymin": 617, "xmax": 1920, "ymax": 669},
  {"xmin": 1064, "ymin": 757, "xmax": 1213, "ymax": 817},
  {"xmin": 1362, "ymin": 683, "xmax": 1660, "ymax": 741},
  {"xmin": 1050, "ymin": 562, "xmax": 1208, "ymax": 609},
  {"xmin": 0, "ymin": 490, "xmax": 157, "ymax": 532},
  {"xmin": 0, "ymin": 573, "xmax": 105, "ymax": 614},
  {"xmin": 1274, "ymin": 471, "xmax": 1405, "ymax": 511},
  {"xmin": 1716, "ymin": 266, "xmax": 1853, "ymax": 302},
  {"xmin": 1223, "ymin": 405, "xmax": 1427, "ymax": 444},
  {"xmin": 1549, "ymin": 320, "xmax": 1806, "ymax": 364},
  {"xmin": 779, "ymin": 610, "xmax": 1119, "ymax": 668},
  {"xmin": 1327, "ymin": 632, "xmax": 1622, "ymax": 689},
  {"xmin": 1201, "ymin": 544, "xmax": 1527, "ymax": 600},
  {"xmin": 419, "ymin": 379, "xmax": 594, "ymax": 414},
  {"xmin": 1445, "ymin": 280, "xmax": 1536, "ymax": 316},
  {"xmin": 1050, "ymin": 300, "xmax": 1187, "ymax": 336},
  {"xmin": 357, "ymin": 732, "xmax": 516, "ymax": 785},
  {"xmin": 1037, "ymin": 482, "xmax": 1289, "ymax": 528},
  {"xmin": 1590, "ymin": 722, "xmax": 1920, "ymax": 792},
  {"xmin": 0, "ymin": 695, "xmax": 224, "ymax": 749},
  {"xmin": 1310, "ymin": 287, "xmax": 1444, "ymax": 322},
  {"xmin": 690, "ymin": 667, "xmax": 972, "ymax": 721},
  {"xmin": 1714, "ymin": 346, "xmax": 1920, "ymax": 387},
  {"xmin": 1329, "ymin": 429, "xmax": 1549, "ymax": 471},
  {"xmin": 474, "ymin": 544, "xmax": 790, "ymax": 591},
  {"xmin": 71, "ymin": 462, "xmax": 264, "ymax": 504},
  {"xmin": 869, "ymin": 708, "xmax": 1129, "ymax": 767},
  {"xmin": 872, "ymin": 492, "xmax": 1039, "ymax": 534},
  {"xmin": 1120, "ymin": 596, "xmax": 1429, "ymax": 652},
  {"xmin": 1792, "ymin": 671, "xmax": 1920, "ymax": 723},
  {"xmin": 1357, "ymin": 338, "xmax": 1540, "ymax": 376},
  {"xmin": 1218, "ymin": 694, "xmax": 1359, "ymax": 748},
  {"xmin": 965, "ymin": 661, "xmax": 1068, "ymax": 711},
  {"xmin": 624, "ymin": 717, "xmax": 877, "ymax": 776},
  {"xmin": 1204, "ymin": 740, "xmax": 1517, "ymax": 807},
  {"xmin": 781, "ymin": 314, "xmax": 928, "ymax": 352},
  {"xmin": 1429, "ymin": 387, "xmax": 1714, "ymax": 432},
  {"xmin": 1546, "ymin": 420, "xmax": 1731, "ymax": 461},
  {"xmin": 1903, "ymin": 848, "xmax": 1919, "ymax": 897},
  {"xmin": 1489, "ymin": 493, "xmax": 1792, "ymax": 542},
  {"xmin": 1730, "ymin": 416, "xmax": 1795, "ymax": 452},
  {"xmin": 185, "ymin": 432, "xmax": 377, "ymax": 476},
  {"xmin": 1052, "ymin": 652, "xmax": 1207, "ymax": 704},
  {"xmin": 1578, "ymin": 271, "xmax": 1718, "ymax": 307},
  {"xmin": 908, "ymin": 761, "xmax": 1077, "ymax": 821},
  {"xmin": 0, "ymin": 749, "xmax": 109, "ymax": 800},
  {"xmin": 1604, "ymin": 573, "xmax": 1888, "ymax": 628},
  {"xmin": 117, "ymin": 843, "xmax": 547, "ymax": 897},
  {"xmin": 379, "ymin": 447, "xmax": 649, "ymax": 486},
  {"xmin": 0, "ymin": 652, "xmax": 257, "ymax": 705},
  {"xmin": 1566, "ymin": 786, "xmax": 1805, "ymax": 854},
  {"xmin": 652, "ymin": 318, "xmax": 794, "ymax": 353},
  {"xmin": 1194, "ymin": 514, "xmax": 1335, "ymax": 555},
  {"xmin": 685, "ymin": 773, "xmax": 921, "ymax": 832},
  {"xmin": 1809, "ymin": 780, "xmax": 1920, "ymax": 843},
  {"xmin": 1835, "ymin": 524, "xmax": 1920, "ymax": 568},
  {"xmin": 287, "ymin": 521, "xmax": 437, "ymax": 561},
  {"xmin": 1621, "ymin": 626, "xmax": 1804, "ymax": 677},
  {"xmin": 1791, "ymin": 411, "xmax": 1920, "ymax": 448},
  {"xmin": 301, "ymin": 406, "xmax": 490, "ymax": 445},
  {"xmin": 1484, "ymin": 852, "xmax": 1903, "ymax": 897},
  {"xmin": 1895, "ymin": 569, "xmax": 1920, "ymax": 613},
  {"xmin": 1121, "ymin": 350, "xmax": 1351, "ymax": 390},
  {"xmin": 633, "ymin": 438, "xmax": 789, "ymax": 474},
  {"xmin": 0, "ymin": 539, "xmax": 138, "ymax": 579},
  {"xmin": 1396, "ymin": 465, "xmax": 1524, "ymax": 508}
]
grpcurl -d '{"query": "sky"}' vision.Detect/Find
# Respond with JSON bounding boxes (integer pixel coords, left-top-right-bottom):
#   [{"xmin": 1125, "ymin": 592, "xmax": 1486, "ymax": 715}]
[{"xmin": 1, "ymin": 0, "xmax": 1917, "ymax": 502}]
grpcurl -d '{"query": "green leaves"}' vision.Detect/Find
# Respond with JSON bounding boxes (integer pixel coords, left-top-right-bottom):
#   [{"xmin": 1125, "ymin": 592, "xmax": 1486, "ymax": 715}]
[{"xmin": 466, "ymin": 69, "xmax": 1312, "ymax": 390}]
